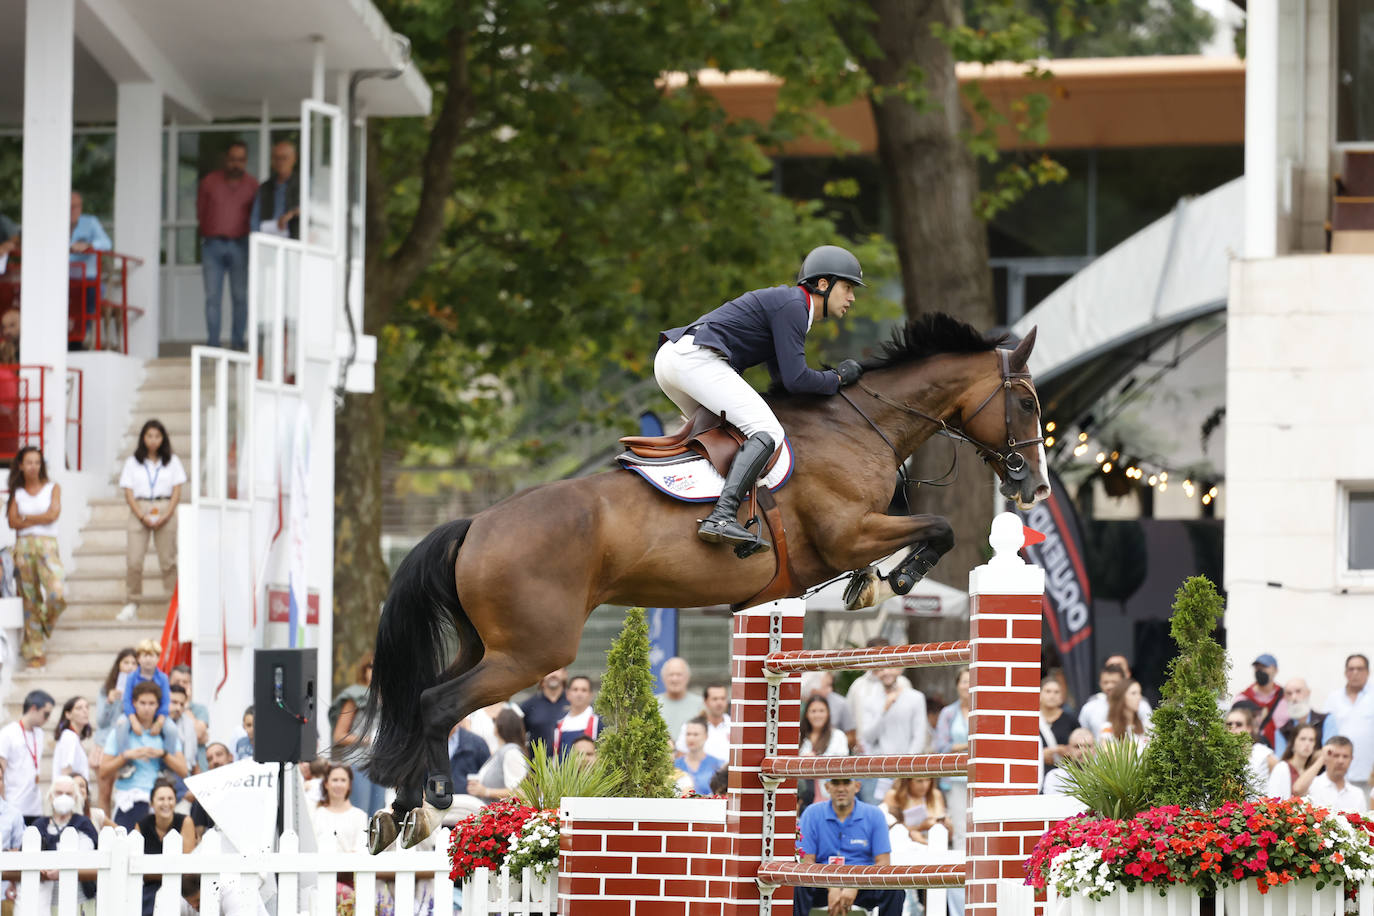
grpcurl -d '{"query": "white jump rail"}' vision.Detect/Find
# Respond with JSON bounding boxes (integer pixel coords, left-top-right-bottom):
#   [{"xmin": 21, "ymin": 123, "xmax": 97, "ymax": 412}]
[{"xmin": 1, "ymin": 824, "xmax": 455, "ymax": 916}]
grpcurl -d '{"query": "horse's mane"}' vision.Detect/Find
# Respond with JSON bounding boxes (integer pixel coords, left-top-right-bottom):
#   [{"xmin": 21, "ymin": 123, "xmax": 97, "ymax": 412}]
[
  {"xmin": 764, "ymin": 312, "xmax": 1005, "ymax": 401},
  {"xmin": 860, "ymin": 312, "xmax": 1006, "ymax": 372}
]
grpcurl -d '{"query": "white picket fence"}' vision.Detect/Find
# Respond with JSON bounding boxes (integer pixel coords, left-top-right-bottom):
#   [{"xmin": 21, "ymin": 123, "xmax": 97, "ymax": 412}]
[
  {"xmin": 1045, "ymin": 878, "xmax": 1374, "ymax": 915},
  {"xmin": 0, "ymin": 824, "xmax": 456, "ymax": 916},
  {"xmin": 459, "ymin": 866, "xmax": 557, "ymax": 916}
]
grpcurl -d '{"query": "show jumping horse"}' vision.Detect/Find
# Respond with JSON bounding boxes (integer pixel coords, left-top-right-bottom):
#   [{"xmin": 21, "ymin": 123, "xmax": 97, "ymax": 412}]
[{"xmin": 359, "ymin": 313, "xmax": 1050, "ymax": 851}]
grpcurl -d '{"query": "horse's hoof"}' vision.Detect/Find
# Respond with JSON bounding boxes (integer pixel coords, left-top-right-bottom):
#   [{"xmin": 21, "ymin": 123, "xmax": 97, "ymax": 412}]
[
  {"xmin": 400, "ymin": 801, "xmax": 445, "ymax": 849},
  {"xmin": 843, "ymin": 566, "xmax": 881, "ymax": 610},
  {"xmin": 368, "ymin": 811, "xmax": 398, "ymax": 855}
]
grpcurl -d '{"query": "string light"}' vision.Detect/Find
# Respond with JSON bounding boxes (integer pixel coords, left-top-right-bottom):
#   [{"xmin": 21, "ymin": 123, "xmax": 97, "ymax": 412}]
[
  {"xmin": 1202, "ymin": 494, "xmax": 1212, "ymax": 505},
  {"xmin": 1148, "ymin": 475, "xmax": 1158, "ymax": 486},
  {"xmin": 1073, "ymin": 443, "xmax": 1088, "ymax": 457},
  {"xmin": 1102, "ymin": 462, "xmax": 1113, "ymax": 473},
  {"xmin": 1054, "ymin": 432, "xmax": 1223, "ymax": 507},
  {"xmin": 1045, "ymin": 421, "xmax": 1057, "ymax": 433},
  {"xmin": 1078, "ymin": 432, "xmax": 1089, "ymax": 442},
  {"xmin": 1095, "ymin": 452, "xmax": 1107, "ymax": 464},
  {"xmin": 1045, "ymin": 435, "xmax": 1056, "ymax": 447}
]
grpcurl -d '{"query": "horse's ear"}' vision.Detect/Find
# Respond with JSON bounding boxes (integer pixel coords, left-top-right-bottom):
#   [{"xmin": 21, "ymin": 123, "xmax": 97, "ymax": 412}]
[{"xmin": 1009, "ymin": 326, "xmax": 1037, "ymax": 371}]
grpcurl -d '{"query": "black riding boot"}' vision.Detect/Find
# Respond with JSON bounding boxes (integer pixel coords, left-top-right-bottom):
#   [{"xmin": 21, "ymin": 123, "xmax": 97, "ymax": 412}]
[{"xmin": 698, "ymin": 433, "xmax": 775, "ymax": 550}]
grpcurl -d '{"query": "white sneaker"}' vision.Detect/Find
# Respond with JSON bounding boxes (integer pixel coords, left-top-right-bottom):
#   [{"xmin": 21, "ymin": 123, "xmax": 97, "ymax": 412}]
[{"xmin": 115, "ymin": 602, "xmax": 137, "ymax": 622}]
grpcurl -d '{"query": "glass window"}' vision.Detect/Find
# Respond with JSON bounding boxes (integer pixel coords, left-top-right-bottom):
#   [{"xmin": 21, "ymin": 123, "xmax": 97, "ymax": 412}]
[
  {"xmin": 305, "ymin": 110, "xmax": 337, "ymax": 250},
  {"xmin": 282, "ymin": 247, "xmax": 300, "ymax": 386},
  {"xmin": 197, "ymin": 353, "xmax": 220, "ymax": 502},
  {"xmin": 1338, "ymin": 0, "xmax": 1374, "ymax": 142},
  {"xmin": 255, "ymin": 241, "xmax": 280, "ymax": 382},
  {"xmin": 1349, "ymin": 491, "xmax": 1374, "ymax": 570},
  {"xmin": 226, "ymin": 360, "xmax": 249, "ymax": 501}
]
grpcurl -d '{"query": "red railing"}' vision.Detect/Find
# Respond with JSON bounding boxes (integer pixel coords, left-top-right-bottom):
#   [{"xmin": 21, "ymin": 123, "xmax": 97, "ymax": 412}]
[
  {"xmin": 0, "ymin": 364, "xmax": 46, "ymax": 464},
  {"xmin": 0, "ymin": 249, "xmax": 145, "ymax": 354}
]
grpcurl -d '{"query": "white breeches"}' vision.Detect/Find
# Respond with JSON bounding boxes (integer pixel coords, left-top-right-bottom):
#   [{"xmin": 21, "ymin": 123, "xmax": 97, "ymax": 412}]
[{"xmin": 654, "ymin": 335, "xmax": 785, "ymax": 446}]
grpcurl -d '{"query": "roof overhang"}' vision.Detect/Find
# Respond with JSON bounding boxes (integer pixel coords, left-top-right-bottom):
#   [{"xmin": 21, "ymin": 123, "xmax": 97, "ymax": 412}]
[
  {"xmin": 663, "ymin": 55, "xmax": 1244, "ymax": 155},
  {"xmin": 0, "ymin": 0, "xmax": 431, "ymax": 125}
]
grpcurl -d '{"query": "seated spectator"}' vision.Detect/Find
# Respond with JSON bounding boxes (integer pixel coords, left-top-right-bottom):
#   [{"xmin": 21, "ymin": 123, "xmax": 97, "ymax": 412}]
[
  {"xmin": 1306, "ymin": 736, "xmax": 1367, "ymax": 812},
  {"xmin": 0, "ymin": 307, "xmax": 18, "ymax": 362},
  {"xmin": 72, "ymin": 773, "xmax": 107, "ymax": 833},
  {"xmin": 1233, "ymin": 653, "xmax": 1286, "ymax": 752},
  {"xmin": 303, "ymin": 757, "xmax": 328, "ymax": 800},
  {"xmin": 552, "ymin": 675, "xmax": 600, "ymax": 759},
  {"xmin": 1039, "ymin": 674, "xmax": 1080, "ymax": 774},
  {"xmin": 68, "ymin": 191, "xmax": 111, "ymax": 349},
  {"xmin": 135, "ymin": 779, "xmax": 195, "ymax": 915},
  {"xmin": 568, "ymin": 736, "xmax": 597, "ymax": 767},
  {"xmin": 53, "ymin": 695, "xmax": 93, "ymax": 781},
  {"xmin": 0, "ymin": 210, "xmax": 17, "ymax": 257},
  {"xmin": 168, "ymin": 665, "xmax": 209, "ymax": 772},
  {"xmin": 883, "ymin": 777, "xmax": 950, "ymax": 845},
  {"xmin": 1268, "ymin": 723, "xmax": 1323, "ymax": 799},
  {"xmin": 1042, "ymin": 729, "xmax": 1095, "ymax": 796},
  {"xmin": 33, "ymin": 775, "xmax": 99, "ymax": 910},
  {"xmin": 234, "ymin": 707, "xmax": 254, "ymax": 760},
  {"xmin": 188, "ymin": 742, "xmax": 233, "ymax": 841},
  {"xmin": 675, "ymin": 682, "xmax": 731, "ymax": 761},
  {"xmin": 674, "ymin": 717, "xmax": 724, "ymax": 795},
  {"xmin": 449, "ymin": 709, "xmax": 528, "ymax": 820},
  {"xmin": 312, "ymin": 764, "xmax": 367, "ymax": 854},
  {"xmin": 1099, "ymin": 678, "xmax": 1149, "ymax": 746},
  {"xmin": 1079, "ymin": 662, "xmax": 1152, "ymax": 736},
  {"xmin": 1225, "ymin": 705, "xmax": 1278, "ymax": 792},
  {"xmin": 798, "ymin": 694, "xmax": 848, "ymax": 815},
  {"xmin": 101, "ymin": 681, "xmax": 188, "ymax": 830},
  {"xmin": 802, "ymin": 671, "xmax": 856, "ymax": 750},
  {"xmin": 794, "ymin": 776, "xmax": 903, "ymax": 916},
  {"xmin": 1280, "ymin": 677, "xmax": 1326, "ymax": 751},
  {"xmin": 0, "ymin": 767, "xmax": 22, "ymax": 903},
  {"xmin": 444, "ymin": 721, "xmax": 491, "ymax": 821},
  {"xmin": 655, "ymin": 658, "xmax": 703, "ymax": 748},
  {"xmin": 708, "ymin": 766, "xmax": 728, "ymax": 796}
]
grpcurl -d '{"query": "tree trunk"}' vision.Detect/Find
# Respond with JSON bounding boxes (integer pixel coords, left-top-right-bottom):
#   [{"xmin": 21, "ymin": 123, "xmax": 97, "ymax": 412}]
[
  {"xmin": 851, "ymin": 0, "xmax": 998, "ymax": 579},
  {"xmin": 331, "ymin": 28, "xmax": 472, "ymax": 689}
]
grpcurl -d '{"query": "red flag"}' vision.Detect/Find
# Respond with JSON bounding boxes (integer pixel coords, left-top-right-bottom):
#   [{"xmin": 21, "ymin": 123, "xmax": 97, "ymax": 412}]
[{"xmin": 157, "ymin": 585, "xmax": 191, "ymax": 673}]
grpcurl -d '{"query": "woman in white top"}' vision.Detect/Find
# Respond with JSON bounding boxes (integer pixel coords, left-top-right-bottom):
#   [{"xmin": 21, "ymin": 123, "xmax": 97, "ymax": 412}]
[
  {"xmin": 53, "ymin": 695, "xmax": 93, "ymax": 780},
  {"xmin": 1100, "ymin": 678, "xmax": 1150, "ymax": 746},
  {"xmin": 1267, "ymin": 722, "xmax": 1322, "ymax": 798},
  {"xmin": 7, "ymin": 446, "xmax": 63, "ymax": 668},
  {"xmin": 798, "ymin": 694, "xmax": 849, "ymax": 813},
  {"xmin": 117, "ymin": 420, "xmax": 187, "ymax": 621},
  {"xmin": 313, "ymin": 765, "xmax": 368, "ymax": 854}
]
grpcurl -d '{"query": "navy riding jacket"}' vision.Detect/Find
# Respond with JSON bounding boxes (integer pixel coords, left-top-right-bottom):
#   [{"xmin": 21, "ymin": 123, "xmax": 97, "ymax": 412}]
[{"xmin": 660, "ymin": 284, "xmax": 840, "ymax": 397}]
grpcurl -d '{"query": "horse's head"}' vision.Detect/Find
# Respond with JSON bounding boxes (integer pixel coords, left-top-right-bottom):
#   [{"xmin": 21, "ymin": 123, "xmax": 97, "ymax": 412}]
[{"xmin": 956, "ymin": 327, "xmax": 1051, "ymax": 510}]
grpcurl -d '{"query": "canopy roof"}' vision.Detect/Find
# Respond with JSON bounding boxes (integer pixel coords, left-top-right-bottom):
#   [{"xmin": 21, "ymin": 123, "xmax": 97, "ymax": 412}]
[
  {"xmin": 0, "ymin": 0, "xmax": 431, "ymax": 124},
  {"xmin": 1011, "ymin": 178, "xmax": 1241, "ymax": 468}
]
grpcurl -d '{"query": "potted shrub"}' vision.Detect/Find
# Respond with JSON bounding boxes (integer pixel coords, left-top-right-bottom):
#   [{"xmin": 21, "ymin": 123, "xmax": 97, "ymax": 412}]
[{"xmin": 1026, "ymin": 577, "xmax": 1374, "ymax": 912}]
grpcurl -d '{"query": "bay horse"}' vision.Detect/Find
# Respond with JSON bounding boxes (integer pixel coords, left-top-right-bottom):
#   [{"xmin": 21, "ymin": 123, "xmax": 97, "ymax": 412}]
[{"xmin": 360, "ymin": 313, "xmax": 1050, "ymax": 850}]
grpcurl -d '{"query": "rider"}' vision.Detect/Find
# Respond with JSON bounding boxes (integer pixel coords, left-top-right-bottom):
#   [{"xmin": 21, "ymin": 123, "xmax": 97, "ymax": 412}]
[{"xmin": 656, "ymin": 245, "xmax": 866, "ymax": 553}]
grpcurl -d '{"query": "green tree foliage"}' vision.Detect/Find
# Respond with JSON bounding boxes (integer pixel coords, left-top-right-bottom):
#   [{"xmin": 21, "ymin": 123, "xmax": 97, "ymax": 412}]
[
  {"xmin": 593, "ymin": 608, "xmax": 677, "ymax": 798},
  {"xmin": 1142, "ymin": 577, "xmax": 1254, "ymax": 809},
  {"xmin": 1002, "ymin": 0, "xmax": 1217, "ymax": 58}
]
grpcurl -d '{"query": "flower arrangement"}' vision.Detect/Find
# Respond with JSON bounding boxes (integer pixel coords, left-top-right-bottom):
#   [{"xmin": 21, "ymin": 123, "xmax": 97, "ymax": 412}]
[
  {"xmin": 503, "ymin": 809, "xmax": 562, "ymax": 881},
  {"xmin": 448, "ymin": 799, "xmax": 543, "ymax": 883},
  {"xmin": 1025, "ymin": 797, "xmax": 1374, "ymax": 902}
]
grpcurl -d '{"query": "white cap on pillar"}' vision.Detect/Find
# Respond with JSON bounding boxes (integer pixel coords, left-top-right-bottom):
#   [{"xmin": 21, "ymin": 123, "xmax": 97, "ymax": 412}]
[{"xmin": 968, "ymin": 512, "xmax": 1046, "ymax": 597}]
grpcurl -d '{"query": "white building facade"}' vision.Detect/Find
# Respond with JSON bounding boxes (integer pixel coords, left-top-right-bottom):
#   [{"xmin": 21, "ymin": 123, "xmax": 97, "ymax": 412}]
[
  {"xmin": 1, "ymin": 0, "xmax": 429, "ymax": 733},
  {"xmin": 1225, "ymin": 0, "xmax": 1374, "ymax": 703}
]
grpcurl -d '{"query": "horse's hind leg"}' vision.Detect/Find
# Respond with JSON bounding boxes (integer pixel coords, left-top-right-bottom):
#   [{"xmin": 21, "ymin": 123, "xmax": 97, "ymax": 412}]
[{"xmin": 396, "ymin": 650, "xmax": 551, "ymax": 848}]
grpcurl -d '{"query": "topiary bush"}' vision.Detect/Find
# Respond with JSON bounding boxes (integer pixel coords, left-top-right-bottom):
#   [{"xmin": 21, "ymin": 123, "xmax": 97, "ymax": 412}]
[
  {"xmin": 1141, "ymin": 576, "xmax": 1254, "ymax": 809},
  {"xmin": 593, "ymin": 607, "xmax": 676, "ymax": 798}
]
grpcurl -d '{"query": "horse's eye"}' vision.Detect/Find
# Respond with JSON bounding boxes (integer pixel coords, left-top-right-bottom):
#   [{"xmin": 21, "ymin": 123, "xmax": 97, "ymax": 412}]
[{"xmin": 1020, "ymin": 397, "xmax": 1036, "ymax": 412}]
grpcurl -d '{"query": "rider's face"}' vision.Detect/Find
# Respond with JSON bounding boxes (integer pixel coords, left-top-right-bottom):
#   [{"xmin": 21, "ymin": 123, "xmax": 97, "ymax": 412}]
[{"xmin": 818, "ymin": 279, "xmax": 856, "ymax": 319}]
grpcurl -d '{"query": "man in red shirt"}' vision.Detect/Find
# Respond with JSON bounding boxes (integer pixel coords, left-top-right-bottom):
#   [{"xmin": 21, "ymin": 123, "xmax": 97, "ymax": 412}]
[
  {"xmin": 196, "ymin": 141, "xmax": 258, "ymax": 351},
  {"xmin": 1234, "ymin": 652, "xmax": 1287, "ymax": 749}
]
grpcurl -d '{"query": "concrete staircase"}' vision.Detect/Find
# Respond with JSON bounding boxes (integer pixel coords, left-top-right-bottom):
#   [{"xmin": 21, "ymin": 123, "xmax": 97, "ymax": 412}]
[{"xmin": 6, "ymin": 358, "xmax": 191, "ymax": 736}]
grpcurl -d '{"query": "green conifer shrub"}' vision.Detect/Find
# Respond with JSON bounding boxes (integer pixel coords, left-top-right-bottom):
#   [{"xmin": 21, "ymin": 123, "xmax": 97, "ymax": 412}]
[
  {"xmin": 1141, "ymin": 576, "xmax": 1254, "ymax": 809},
  {"xmin": 593, "ymin": 607, "xmax": 677, "ymax": 798}
]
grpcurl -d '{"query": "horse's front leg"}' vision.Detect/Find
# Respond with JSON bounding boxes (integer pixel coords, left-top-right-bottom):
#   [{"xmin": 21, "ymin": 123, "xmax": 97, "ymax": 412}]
[{"xmin": 829, "ymin": 512, "xmax": 954, "ymax": 607}]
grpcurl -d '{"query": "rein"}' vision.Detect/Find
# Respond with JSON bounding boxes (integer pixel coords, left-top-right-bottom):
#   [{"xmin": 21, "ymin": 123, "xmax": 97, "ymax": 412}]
[{"xmin": 840, "ymin": 349, "xmax": 1044, "ymax": 483}]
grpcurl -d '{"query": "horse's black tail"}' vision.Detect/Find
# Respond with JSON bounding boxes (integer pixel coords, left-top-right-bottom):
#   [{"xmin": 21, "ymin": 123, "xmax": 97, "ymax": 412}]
[{"xmin": 356, "ymin": 518, "xmax": 482, "ymax": 788}]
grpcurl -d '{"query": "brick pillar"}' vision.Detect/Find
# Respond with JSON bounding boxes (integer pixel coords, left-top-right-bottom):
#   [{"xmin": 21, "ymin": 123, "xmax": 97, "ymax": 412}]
[
  {"xmin": 964, "ymin": 514, "xmax": 1046, "ymax": 915},
  {"xmin": 722, "ymin": 598, "xmax": 805, "ymax": 916}
]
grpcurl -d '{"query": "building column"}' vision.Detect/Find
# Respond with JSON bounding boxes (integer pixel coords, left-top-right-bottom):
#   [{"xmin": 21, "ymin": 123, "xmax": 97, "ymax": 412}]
[
  {"xmin": 1245, "ymin": 0, "xmax": 1280, "ymax": 259},
  {"xmin": 21, "ymin": 0, "xmax": 73, "ymax": 470},
  {"xmin": 115, "ymin": 82, "xmax": 163, "ymax": 359}
]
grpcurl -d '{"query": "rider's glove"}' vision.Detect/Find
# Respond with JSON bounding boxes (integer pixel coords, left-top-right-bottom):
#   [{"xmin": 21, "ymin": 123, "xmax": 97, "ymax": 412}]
[{"xmin": 835, "ymin": 359, "xmax": 863, "ymax": 387}]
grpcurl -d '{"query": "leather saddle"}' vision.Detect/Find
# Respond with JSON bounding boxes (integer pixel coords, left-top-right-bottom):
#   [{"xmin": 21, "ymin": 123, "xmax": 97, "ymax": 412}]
[{"xmin": 619, "ymin": 407, "xmax": 781, "ymax": 479}]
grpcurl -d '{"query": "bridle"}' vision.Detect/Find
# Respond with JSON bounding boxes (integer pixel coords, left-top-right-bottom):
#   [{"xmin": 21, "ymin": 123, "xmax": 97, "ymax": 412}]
[{"xmin": 838, "ymin": 348, "xmax": 1044, "ymax": 482}]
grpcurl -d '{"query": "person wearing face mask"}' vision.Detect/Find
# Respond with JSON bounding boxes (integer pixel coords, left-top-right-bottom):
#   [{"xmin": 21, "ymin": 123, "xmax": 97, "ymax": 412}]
[
  {"xmin": 1278, "ymin": 678, "xmax": 1326, "ymax": 755},
  {"xmin": 1232, "ymin": 653, "xmax": 1287, "ymax": 751},
  {"xmin": 34, "ymin": 775, "xmax": 99, "ymax": 908}
]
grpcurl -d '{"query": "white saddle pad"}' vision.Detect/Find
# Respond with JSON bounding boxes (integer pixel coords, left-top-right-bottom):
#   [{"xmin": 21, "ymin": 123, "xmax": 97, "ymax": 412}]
[{"xmin": 617, "ymin": 438, "xmax": 795, "ymax": 502}]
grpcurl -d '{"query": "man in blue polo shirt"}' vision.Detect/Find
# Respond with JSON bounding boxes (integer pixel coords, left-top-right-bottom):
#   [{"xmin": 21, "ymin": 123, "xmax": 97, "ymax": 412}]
[{"xmin": 795, "ymin": 776, "xmax": 904, "ymax": 916}]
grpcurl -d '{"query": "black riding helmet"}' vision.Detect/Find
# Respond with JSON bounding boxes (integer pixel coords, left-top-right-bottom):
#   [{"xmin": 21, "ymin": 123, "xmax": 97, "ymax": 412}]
[{"xmin": 797, "ymin": 245, "xmax": 865, "ymax": 318}]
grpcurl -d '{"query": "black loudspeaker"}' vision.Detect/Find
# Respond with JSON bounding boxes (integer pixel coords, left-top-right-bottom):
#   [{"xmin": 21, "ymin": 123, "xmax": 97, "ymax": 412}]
[{"xmin": 253, "ymin": 649, "xmax": 317, "ymax": 764}]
